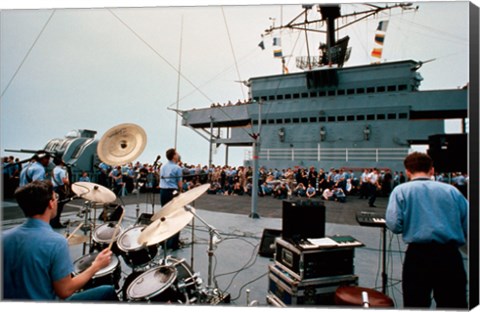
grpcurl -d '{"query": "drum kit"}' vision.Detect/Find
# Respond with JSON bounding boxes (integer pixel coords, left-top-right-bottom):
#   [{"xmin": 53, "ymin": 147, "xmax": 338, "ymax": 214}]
[{"xmin": 65, "ymin": 123, "xmax": 222, "ymax": 304}]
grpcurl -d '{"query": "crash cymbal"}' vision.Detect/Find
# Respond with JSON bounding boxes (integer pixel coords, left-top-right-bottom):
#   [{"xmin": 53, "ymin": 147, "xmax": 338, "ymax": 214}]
[
  {"xmin": 97, "ymin": 123, "xmax": 147, "ymax": 166},
  {"xmin": 137, "ymin": 205, "xmax": 195, "ymax": 246},
  {"xmin": 151, "ymin": 184, "xmax": 210, "ymax": 221},
  {"xmin": 71, "ymin": 182, "xmax": 116, "ymax": 204},
  {"xmin": 67, "ymin": 234, "xmax": 89, "ymax": 246}
]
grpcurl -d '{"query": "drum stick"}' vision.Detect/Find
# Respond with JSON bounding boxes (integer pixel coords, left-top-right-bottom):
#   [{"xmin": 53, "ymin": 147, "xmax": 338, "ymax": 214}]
[
  {"xmin": 107, "ymin": 208, "xmax": 125, "ymax": 251},
  {"xmin": 66, "ymin": 222, "xmax": 84, "ymax": 241}
]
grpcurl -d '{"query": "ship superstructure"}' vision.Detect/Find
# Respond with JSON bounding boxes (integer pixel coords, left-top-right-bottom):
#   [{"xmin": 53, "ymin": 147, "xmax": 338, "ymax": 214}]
[{"xmin": 176, "ymin": 3, "xmax": 468, "ymax": 172}]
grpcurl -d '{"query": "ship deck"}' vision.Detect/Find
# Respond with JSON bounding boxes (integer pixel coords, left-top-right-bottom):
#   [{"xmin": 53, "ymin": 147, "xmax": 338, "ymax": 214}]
[{"xmin": 1, "ymin": 192, "xmax": 468, "ymax": 309}]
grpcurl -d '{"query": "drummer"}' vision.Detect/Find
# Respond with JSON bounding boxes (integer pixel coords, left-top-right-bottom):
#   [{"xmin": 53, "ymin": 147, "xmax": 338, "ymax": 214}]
[
  {"xmin": 2, "ymin": 180, "xmax": 118, "ymax": 301},
  {"xmin": 159, "ymin": 148, "xmax": 183, "ymax": 251}
]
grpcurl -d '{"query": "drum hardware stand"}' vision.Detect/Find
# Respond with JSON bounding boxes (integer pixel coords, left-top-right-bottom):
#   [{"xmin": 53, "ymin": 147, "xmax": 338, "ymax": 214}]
[
  {"xmin": 381, "ymin": 226, "xmax": 388, "ymax": 295},
  {"xmin": 81, "ymin": 200, "xmax": 92, "ymax": 255},
  {"xmin": 134, "ymin": 175, "xmax": 141, "ymax": 220},
  {"xmin": 183, "ymin": 205, "xmax": 222, "ymax": 292},
  {"xmin": 190, "ymin": 205, "xmax": 195, "ymax": 272}
]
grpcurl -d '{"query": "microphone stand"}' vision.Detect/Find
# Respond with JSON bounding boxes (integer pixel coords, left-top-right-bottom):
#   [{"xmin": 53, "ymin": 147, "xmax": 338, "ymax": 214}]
[
  {"xmin": 184, "ymin": 204, "xmax": 221, "ymax": 292},
  {"xmin": 151, "ymin": 157, "xmax": 161, "ymax": 214}
]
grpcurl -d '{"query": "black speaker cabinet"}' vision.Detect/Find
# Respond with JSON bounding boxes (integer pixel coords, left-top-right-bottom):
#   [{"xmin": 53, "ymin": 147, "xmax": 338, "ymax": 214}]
[
  {"xmin": 282, "ymin": 199, "xmax": 326, "ymax": 242},
  {"xmin": 427, "ymin": 134, "xmax": 467, "ymax": 173},
  {"xmin": 259, "ymin": 228, "xmax": 282, "ymax": 258}
]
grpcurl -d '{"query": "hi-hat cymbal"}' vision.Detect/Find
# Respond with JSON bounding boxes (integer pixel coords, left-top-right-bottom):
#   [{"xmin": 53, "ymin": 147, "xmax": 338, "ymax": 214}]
[
  {"xmin": 67, "ymin": 234, "xmax": 89, "ymax": 246},
  {"xmin": 151, "ymin": 184, "xmax": 210, "ymax": 221},
  {"xmin": 137, "ymin": 205, "xmax": 194, "ymax": 246},
  {"xmin": 71, "ymin": 182, "xmax": 116, "ymax": 203},
  {"xmin": 97, "ymin": 123, "xmax": 147, "ymax": 166}
]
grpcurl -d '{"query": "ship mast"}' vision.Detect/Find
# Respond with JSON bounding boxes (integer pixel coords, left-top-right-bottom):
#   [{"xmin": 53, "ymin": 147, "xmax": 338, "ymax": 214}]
[{"xmin": 264, "ymin": 3, "xmax": 416, "ymax": 69}]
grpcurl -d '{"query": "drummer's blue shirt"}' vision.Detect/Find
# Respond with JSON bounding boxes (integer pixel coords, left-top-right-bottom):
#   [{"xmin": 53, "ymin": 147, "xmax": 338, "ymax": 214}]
[
  {"xmin": 2, "ymin": 218, "xmax": 73, "ymax": 300},
  {"xmin": 159, "ymin": 161, "xmax": 182, "ymax": 189},
  {"xmin": 385, "ymin": 177, "xmax": 468, "ymax": 246}
]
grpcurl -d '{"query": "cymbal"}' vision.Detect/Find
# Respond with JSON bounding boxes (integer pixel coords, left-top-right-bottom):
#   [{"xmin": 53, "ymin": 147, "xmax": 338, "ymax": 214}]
[
  {"xmin": 151, "ymin": 184, "xmax": 210, "ymax": 221},
  {"xmin": 71, "ymin": 182, "xmax": 116, "ymax": 203},
  {"xmin": 97, "ymin": 123, "xmax": 147, "ymax": 166},
  {"xmin": 137, "ymin": 205, "xmax": 194, "ymax": 246},
  {"xmin": 67, "ymin": 234, "xmax": 89, "ymax": 246}
]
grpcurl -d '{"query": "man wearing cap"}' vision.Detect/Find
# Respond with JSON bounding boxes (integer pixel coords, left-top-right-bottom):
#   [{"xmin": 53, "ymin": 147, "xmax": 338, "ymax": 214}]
[{"xmin": 19, "ymin": 151, "xmax": 51, "ymax": 187}]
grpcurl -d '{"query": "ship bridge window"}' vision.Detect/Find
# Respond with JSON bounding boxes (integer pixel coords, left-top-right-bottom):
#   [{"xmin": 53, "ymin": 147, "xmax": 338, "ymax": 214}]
[
  {"xmin": 356, "ymin": 115, "xmax": 365, "ymax": 121},
  {"xmin": 347, "ymin": 89, "xmax": 355, "ymax": 95},
  {"xmin": 356, "ymin": 88, "xmax": 365, "ymax": 94},
  {"xmin": 301, "ymin": 117, "xmax": 308, "ymax": 123},
  {"xmin": 276, "ymin": 94, "xmax": 284, "ymax": 100},
  {"xmin": 252, "ymin": 120, "xmax": 258, "ymax": 125},
  {"xmin": 377, "ymin": 86, "xmax": 386, "ymax": 92},
  {"xmin": 367, "ymin": 114, "xmax": 375, "ymax": 120},
  {"xmin": 327, "ymin": 116, "xmax": 336, "ymax": 122},
  {"xmin": 301, "ymin": 93, "xmax": 309, "ymax": 98},
  {"xmin": 261, "ymin": 96, "xmax": 268, "ymax": 101},
  {"xmin": 276, "ymin": 118, "xmax": 283, "ymax": 124},
  {"xmin": 319, "ymin": 91, "xmax": 326, "ymax": 97},
  {"xmin": 367, "ymin": 87, "xmax": 375, "ymax": 93},
  {"xmin": 309, "ymin": 117, "xmax": 317, "ymax": 123},
  {"xmin": 253, "ymin": 96, "xmax": 260, "ymax": 102},
  {"xmin": 347, "ymin": 115, "xmax": 355, "ymax": 121},
  {"xmin": 398, "ymin": 84, "xmax": 407, "ymax": 91},
  {"xmin": 285, "ymin": 94, "xmax": 292, "ymax": 99},
  {"xmin": 267, "ymin": 119, "xmax": 275, "ymax": 124},
  {"xmin": 388, "ymin": 85, "xmax": 397, "ymax": 92},
  {"xmin": 337, "ymin": 116, "xmax": 345, "ymax": 122},
  {"xmin": 284, "ymin": 118, "xmax": 291, "ymax": 124},
  {"xmin": 310, "ymin": 91, "xmax": 317, "ymax": 97},
  {"xmin": 293, "ymin": 93, "xmax": 300, "ymax": 99},
  {"xmin": 387, "ymin": 113, "xmax": 396, "ymax": 119},
  {"xmin": 377, "ymin": 114, "xmax": 386, "ymax": 120},
  {"xmin": 328, "ymin": 90, "xmax": 335, "ymax": 96},
  {"xmin": 292, "ymin": 118, "xmax": 300, "ymax": 123},
  {"xmin": 337, "ymin": 89, "xmax": 345, "ymax": 95},
  {"xmin": 319, "ymin": 117, "xmax": 326, "ymax": 122},
  {"xmin": 269, "ymin": 95, "xmax": 275, "ymax": 101},
  {"xmin": 399, "ymin": 113, "xmax": 408, "ymax": 119}
]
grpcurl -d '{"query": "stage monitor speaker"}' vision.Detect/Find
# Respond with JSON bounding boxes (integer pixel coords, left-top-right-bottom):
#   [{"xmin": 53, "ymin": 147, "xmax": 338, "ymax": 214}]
[
  {"xmin": 427, "ymin": 134, "xmax": 467, "ymax": 173},
  {"xmin": 282, "ymin": 199, "xmax": 326, "ymax": 242},
  {"xmin": 259, "ymin": 228, "xmax": 282, "ymax": 258}
]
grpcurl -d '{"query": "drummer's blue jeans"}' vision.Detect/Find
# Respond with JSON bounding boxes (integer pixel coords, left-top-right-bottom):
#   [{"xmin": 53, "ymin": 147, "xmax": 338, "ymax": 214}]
[{"xmin": 66, "ymin": 285, "xmax": 118, "ymax": 302}]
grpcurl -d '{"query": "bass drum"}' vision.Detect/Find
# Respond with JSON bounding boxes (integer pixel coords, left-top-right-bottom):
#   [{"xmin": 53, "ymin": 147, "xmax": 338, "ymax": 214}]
[
  {"xmin": 124, "ymin": 257, "xmax": 201, "ymax": 303},
  {"xmin": 73, "ymin": 252, "xmax": 121, "ymax": 290}
]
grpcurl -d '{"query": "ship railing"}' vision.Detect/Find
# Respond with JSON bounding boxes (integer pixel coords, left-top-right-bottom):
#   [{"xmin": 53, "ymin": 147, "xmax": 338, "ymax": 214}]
[{"xmin": 245, "ymin": 147, "xmax": 409, "ymax": 162}]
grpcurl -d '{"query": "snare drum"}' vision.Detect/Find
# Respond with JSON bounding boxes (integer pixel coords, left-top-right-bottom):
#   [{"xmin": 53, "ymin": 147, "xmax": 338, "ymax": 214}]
[
  {"xmin": 117, "ymin": 225, "xmax": 159, "ymax": 268},
  {"xmin": 125, "ymin": 257, "xmax": 201, "ymax": 303},
  {"xmin": 73, "ymin": 252, "xmax": 121, "ymax": 290},
  {"xmin": 92, "ymin": 223, "xmax": 123, "ymax": 254}
]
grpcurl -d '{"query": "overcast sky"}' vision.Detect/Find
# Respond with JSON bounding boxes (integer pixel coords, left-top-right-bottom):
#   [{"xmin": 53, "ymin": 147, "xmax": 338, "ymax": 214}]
[{"xmin": 0, "ymin": 0, "xmax": 472, "ymax": 167}]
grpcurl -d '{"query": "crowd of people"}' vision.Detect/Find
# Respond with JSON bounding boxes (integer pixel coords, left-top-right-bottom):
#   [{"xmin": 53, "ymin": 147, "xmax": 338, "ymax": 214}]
[
  {"xmin": 3, "ymin": 155, "xmax": 469, "ymax": 205},
  {"xmin": 210, "ymin": 98, "xmax": 252, "ymax": 108},
  {"xmin": 88, "ymin": 161, "xmax": 470, "ymax": 207}
]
